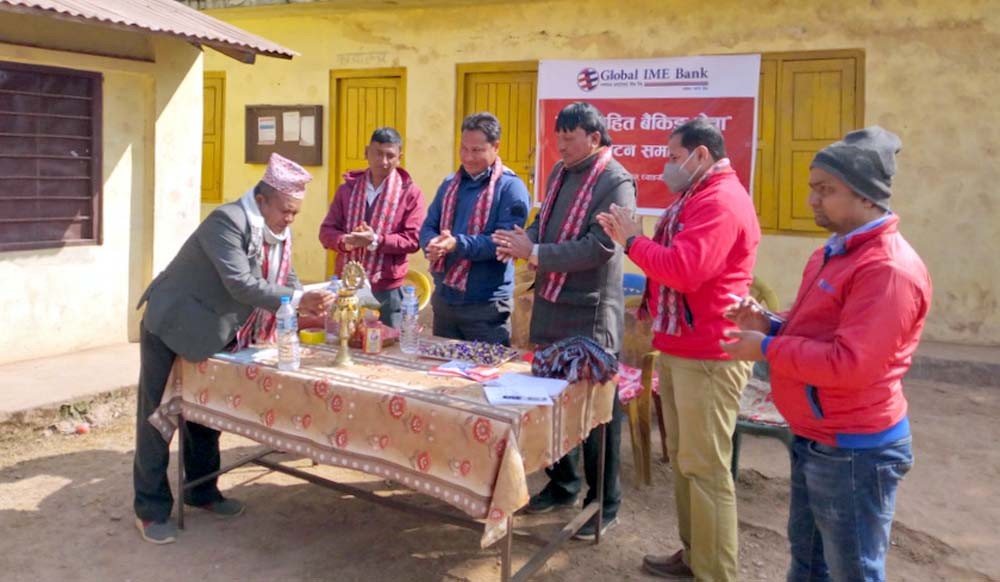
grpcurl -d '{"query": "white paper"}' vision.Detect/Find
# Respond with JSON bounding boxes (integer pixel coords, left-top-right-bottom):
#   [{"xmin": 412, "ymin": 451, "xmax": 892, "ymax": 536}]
[
  {"xmin": 212, "ymin": 347, "xmax": 277, "ymax": 364},
  {"xmin": 482, "ymin": 384, "xmax": 553, "ymax": 407},
  {"xmin": 299, "ymin": 115, "xmax": 316, "ymax": 147},
  {"xmin": 486, "ymin": 373, "xmax": 569, "ymax": 397},
  {"xmin": 257, "ymin": 116, "xmax": 276, "ymax": 145},
  {"xmin": 282, "ymin": 111, "xmax": 300, "ymax": 142}
]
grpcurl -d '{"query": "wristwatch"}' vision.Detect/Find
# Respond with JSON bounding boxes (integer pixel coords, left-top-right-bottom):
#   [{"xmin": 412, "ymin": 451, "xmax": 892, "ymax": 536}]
[{"xmin": 624, "ymin": 235, "xmax": 637, "ymax": 254}]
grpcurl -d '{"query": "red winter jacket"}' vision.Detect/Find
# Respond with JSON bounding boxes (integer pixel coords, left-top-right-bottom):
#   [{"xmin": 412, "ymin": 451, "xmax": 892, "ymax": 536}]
[
  {"xmin": 766, "ymin": 215, "xmax": 932, "ymax": 447},
  {"xmin": 319, "ymin": 168, "xmax": 426, "ymax": 292},
  {"xmin": 628, "ymin": 170, "xmax": 761, "ymax": 360}
]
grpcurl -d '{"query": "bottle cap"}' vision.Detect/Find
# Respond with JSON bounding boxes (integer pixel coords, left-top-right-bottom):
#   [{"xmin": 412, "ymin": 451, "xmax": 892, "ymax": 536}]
[
  {"xmin": 404, "ymin": 285, "xmax": 416, "ymax": 294},
  {"xmin": 281, "ymin": 296, "xmax": 290, "ymax": 304}
]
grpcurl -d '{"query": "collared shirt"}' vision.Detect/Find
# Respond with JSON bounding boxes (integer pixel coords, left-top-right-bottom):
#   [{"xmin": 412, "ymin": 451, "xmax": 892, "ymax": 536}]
[
  {"xmin": 824, "ymin": 212, "xmax": 892, "ymax": 259},
  {"xmin": 366, "ymin": 175, "xmax": 386, "ymax": 207}
]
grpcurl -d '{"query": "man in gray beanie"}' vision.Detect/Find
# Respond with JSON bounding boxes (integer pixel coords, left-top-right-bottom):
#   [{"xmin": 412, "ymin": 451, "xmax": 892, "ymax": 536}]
[{"xmin": 720, "ymin": 126, "xmax": 932, "ymax": 581}]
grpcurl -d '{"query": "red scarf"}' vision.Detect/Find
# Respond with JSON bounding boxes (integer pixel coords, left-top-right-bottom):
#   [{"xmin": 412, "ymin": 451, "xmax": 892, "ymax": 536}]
[
  {"xmin": 345, "ymin": 169, "xmax": 403, "ymax": 284},
  {"xmin": 233, "ymin": 236, "xmax": 293, "ymax": 350},
  {"xmin": 639, "ymin": 157, "xmax": 732, "ymax": 335},
  {"xmin": 431, "ymin": 157, "xmax": 505, "ymax": 292},
  {"xmin": 537, "ymin": 147, "xmax": 614, "ymax": 303}
]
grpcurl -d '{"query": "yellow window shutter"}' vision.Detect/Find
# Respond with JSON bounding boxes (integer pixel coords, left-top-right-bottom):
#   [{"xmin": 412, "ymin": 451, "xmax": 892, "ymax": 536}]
[
  {"xmin": 456, "ymin": 63, "xmax": 538, "ymax": 192},
  {"xmin": 755, "ymin": 58, "xmax": 778, "ymax": 231},
  {"xmin": 775, "ymin": 56, "xmax": 863, "ymax": 233},
  {"xmin": 201, "ymin": 72, "xmax": 225, "ymax": 205}
]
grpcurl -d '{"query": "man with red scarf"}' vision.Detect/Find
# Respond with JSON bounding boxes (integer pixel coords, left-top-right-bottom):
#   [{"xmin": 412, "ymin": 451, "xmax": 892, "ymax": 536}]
[
  {"xmin": 598, "ymin": 118, "xmax": 760, "ymax": 580},
  {"xmin": 493, "ymin": 101, "xmax": 636, "ymax": 541},
  {"xmin": 320, "ymin": 127, "xmax": 426, "ymax": 328},
  {"xmin": 133, "ymin": 154, "xmax": 335, "ymax": 545},
  {"xmin": 419, "ymin": 112, "xmax": 530, "ymax": 345}
]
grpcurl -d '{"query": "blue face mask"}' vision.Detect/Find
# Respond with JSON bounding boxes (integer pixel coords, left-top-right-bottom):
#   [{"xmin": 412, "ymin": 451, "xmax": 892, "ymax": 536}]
[{"xmin": 661, "ymin": 150, "xmax": 703, "ymax": 193}]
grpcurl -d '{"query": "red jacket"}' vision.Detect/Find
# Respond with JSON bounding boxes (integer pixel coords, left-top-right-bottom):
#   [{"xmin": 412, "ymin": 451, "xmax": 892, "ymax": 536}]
[
  {"xmin": 628, "ymin": 171, "xmax": 761, "ymax": 360},
  {"xmin": 319, "ymin": 168, "xmax": 426, "ymax": 292},
  {"xmin": 767, "ymin": 215, "xmax": 932, "ymax": 447}
]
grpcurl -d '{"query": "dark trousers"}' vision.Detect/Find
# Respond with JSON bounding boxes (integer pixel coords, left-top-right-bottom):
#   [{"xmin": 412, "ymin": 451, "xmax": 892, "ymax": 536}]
[
  {"xmin": 545, "ymin": 392, "xmax": 624, "ymax": 520},
  {"xmin": 133, "ymin": 321, "xmax": 224, "ymax": 523},
  {"xmin": 787, "ymin": 436, "xmax": 913, "ymax": 582},
  {"xmin": 431, "ymin": 293, "xmax": 512, "ymax": 346},
  {"xmin": 373, "ymin": 286, "xmax": 404, "ymax": 329}
]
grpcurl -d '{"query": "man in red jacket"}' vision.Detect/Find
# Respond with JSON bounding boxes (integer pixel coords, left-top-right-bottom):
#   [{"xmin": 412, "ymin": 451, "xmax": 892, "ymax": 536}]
[
  {"xmin": 599, "ymin": 117, "xmax": 761, "ymax": 581},
  {"xmin": 722, "ymin": 126, "xmax": 931, "ymax": 581},
  {"xmin": 319, "ymin": 127, "xmax": 426, "ymax": 328}
]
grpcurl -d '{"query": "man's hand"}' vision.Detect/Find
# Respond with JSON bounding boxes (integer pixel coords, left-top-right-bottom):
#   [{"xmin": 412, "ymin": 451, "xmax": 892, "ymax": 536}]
[
  {"xmin": 299, "ymin": 290, "xmax": 335, "ymax": 316},
  {"xmin": 491, "ymin": 225, "xmax": 533, "ymax": 260},
  {"xmin": 723, "ymin": 296, "xmax": 772, "ymax": 334},
  {"xmin": 343, "ymin": 222, "xmax": 376, "ymax": 250},
  {"xmin": 596, "ymin": 203, "xmax": 642, "ymax": 247},
  {"xmin": 720, "ymin": 329, "xmax": 767, "ymax": 361},
  {"xmin": 426, "ymin": 229, "xmax": 457, "ymax": 262}
]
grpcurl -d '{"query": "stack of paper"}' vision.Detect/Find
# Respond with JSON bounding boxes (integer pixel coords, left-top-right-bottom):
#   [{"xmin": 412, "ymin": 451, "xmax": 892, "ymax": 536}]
[{"xmin": 481, "ymin": 373, "xmax": 569, "ymax": 406}]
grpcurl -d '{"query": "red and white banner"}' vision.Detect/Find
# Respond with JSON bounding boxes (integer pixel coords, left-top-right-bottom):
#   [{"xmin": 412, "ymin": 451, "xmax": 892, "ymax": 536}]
[{"xmin": 536, "ymin": 54, "xmax": 761, "ymax": 215}]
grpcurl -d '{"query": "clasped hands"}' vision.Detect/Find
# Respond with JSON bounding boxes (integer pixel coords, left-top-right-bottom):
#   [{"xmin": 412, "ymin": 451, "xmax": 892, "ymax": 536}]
[
  {"xmin": 342, "ymin": 222, "xmax": 376, "ymax": 251},
  {"xmin": 425, "ymin": 229, "xmax": 457, "ymax": 262},
  {"xmin": 491, "ymin": 226, "xmax": 533, "ymax": 263}
]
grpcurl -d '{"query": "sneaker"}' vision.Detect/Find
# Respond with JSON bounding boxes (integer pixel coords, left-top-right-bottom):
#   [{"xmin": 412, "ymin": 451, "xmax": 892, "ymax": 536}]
[
  {"xmin": 524, "ymin": 486, "xmax": 578, "ymax": 514},
  {"xmin": 186, "ymin": 497, "xmax": 245, "ymax": 518},
  {"xmin": 134, "ymin": 518, "xmax": 177, "ymax": 545},
  {"xmin": 572, "ymin": 515, "xmax": 619, "ymax": 541},
  {"xmin": 642, "ymin": 549, "xmax": 695, "ymax": 579}
]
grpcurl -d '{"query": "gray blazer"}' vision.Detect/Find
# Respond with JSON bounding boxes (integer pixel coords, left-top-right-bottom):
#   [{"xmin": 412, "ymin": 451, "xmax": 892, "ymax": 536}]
[
  {"xmin": 138, "ymin": 201, "xmax": 300, "ymax": 361},
  {"xmin": 526, "ymin": 154, "xmax": 637, "ymax": 354}
]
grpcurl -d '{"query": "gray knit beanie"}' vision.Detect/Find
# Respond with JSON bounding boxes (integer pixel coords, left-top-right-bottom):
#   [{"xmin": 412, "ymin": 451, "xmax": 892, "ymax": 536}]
[{"xmin": 810, "ymin": 126, "xmax": 901, "ymax": 210}]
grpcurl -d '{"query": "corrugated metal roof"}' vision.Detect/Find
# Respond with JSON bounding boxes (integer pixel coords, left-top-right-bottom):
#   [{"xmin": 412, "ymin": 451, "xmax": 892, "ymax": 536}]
[{"xmin": 0, "ymin": 0, "xmax": 297, "ymax": 63}]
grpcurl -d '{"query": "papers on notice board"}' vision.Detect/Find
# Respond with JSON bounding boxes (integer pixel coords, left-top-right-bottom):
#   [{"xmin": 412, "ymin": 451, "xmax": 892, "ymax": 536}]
[
  {"xmin": 282, "ymin": 111, "xmax": 300, "ymax": 142},
  {"xmin": 257, "ymin": 116, "xmax": 276, "ymax": 145},
  {"xmin": 428, "ymin": 360, "xmax": 502, "ymax": 382},
  {"xmin": 481, "ymin": 373, "xmax": 569, "ymax": 406}
]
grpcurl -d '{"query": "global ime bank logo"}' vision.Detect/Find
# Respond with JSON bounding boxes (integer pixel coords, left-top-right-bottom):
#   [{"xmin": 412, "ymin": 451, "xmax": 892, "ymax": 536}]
[
  {"xmin": 577, "ymin": 68, "xmax": 599, "ymax": 92},
  {"xmin": 576, "ymin": 65, "xmax": 711, "ymax": 92}
]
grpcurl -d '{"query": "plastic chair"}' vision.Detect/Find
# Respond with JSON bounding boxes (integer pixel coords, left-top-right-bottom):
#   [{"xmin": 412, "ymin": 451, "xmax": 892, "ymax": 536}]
[{"xmin": 402, "ymin": 269, "xmax": 432, "ymax": 311}]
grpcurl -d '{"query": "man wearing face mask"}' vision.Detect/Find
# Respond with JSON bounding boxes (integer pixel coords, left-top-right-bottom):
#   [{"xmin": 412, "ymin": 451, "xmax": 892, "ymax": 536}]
[
  {"xmin": 493, "ymin": 101, "xmax": 636, "ymax": 540},
  {"xmin": 133, "ymin": 153, "xmax": 336, "ymax": 544},
  {"xmin": 598, "ymin": 117, "xmax": 760, "ymax": 580}
]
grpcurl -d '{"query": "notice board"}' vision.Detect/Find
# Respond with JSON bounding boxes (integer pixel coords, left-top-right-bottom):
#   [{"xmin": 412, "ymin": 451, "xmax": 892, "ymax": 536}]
[{"xmin": 245, "ymin": 104, "xmax": 323, "ymax": 166}]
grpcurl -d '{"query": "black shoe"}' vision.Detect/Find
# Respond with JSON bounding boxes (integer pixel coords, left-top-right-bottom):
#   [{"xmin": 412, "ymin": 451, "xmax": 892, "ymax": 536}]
[
  {"xmin": 572, "ymin": 515, "xmax": 619, "ymax": 541},
  {"xmin": 524, "ymin": 486, "xmax": 578, "ymax": 514}
]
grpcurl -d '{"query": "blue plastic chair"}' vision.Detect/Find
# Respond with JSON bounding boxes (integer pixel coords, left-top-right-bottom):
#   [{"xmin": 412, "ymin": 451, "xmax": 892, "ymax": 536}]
[{"xmin": 623, "ymin": 273, "xmax": 646, "ymax": 297}]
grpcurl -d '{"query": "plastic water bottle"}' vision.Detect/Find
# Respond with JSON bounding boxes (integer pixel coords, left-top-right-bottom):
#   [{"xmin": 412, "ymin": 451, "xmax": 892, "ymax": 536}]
[
  {"xmin": 400, "ymin": 285, "xmax": 420, "ymax": 355},
  {"xmin": 324, "ymin": 276, "xmax": 342, "ymax": 345},
  {"xmin": 276, "ymin": 296, "xmax": 300, "ymax": 371}
]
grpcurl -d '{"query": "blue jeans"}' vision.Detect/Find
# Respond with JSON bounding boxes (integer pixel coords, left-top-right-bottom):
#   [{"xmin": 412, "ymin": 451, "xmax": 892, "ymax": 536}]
[{"xmin": 787, "ymin": 436, "xmax": 913, "ymax": 582}]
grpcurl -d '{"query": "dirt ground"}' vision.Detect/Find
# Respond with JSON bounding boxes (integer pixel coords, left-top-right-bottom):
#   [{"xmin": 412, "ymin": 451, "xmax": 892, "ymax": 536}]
[{"xmin": 0, "ymin": 378, "xmax": 996, "ymax": 582}]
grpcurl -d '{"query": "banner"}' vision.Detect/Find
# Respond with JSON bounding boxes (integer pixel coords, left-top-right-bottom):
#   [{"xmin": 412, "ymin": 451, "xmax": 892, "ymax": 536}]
[{"xmin": 536, "ymin": 54, "xmax": 761, "ymax": 215}]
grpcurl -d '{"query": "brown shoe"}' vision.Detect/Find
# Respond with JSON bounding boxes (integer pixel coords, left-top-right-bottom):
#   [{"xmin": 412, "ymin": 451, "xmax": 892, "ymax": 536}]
[{"xmin": 642, "ymin": 549, "xmax": 694, "ymax": 579}]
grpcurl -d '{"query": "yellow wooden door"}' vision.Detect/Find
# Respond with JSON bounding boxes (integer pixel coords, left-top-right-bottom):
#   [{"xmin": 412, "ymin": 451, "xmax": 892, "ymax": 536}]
[
  {"xmin": 754, "ymin": 59, "xmax": 778, "ymax": 231},
  {"xmin": 328, "ymin": 69, "xmax": 406, "ymax": 276},
  {"xmin": 456, "ymin": 63, "xmax": 538, "ymax": 193},
  {"xmin": 201, "ymin": 72, "xmax": 225, "ymax": 205},
  {"xmin": 776, "ymin": 58, "xmax": 859, "ymax": 232}
]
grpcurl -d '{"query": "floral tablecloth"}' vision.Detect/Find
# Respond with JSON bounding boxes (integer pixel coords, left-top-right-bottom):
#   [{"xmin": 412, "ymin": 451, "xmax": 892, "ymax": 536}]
[{"xmin": 150, "ymin": 342, "xmax": 615, "ymax": 548}]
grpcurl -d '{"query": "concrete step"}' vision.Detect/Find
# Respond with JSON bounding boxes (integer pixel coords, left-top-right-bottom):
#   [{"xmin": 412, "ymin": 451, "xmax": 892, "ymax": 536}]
[{"xmin": 908, "ymin": 341, "xmax": 1000, "ymax": 387}]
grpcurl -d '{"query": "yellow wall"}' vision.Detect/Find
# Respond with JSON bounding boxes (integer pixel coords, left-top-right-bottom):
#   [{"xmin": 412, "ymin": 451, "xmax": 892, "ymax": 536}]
[
  {"xmin": 0, "ymin": 23, "xmax": 203, "ymax": 365},
  {"xmin": 202, "ymin": 0, "xmax": 1000, "ymax": 346}
]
